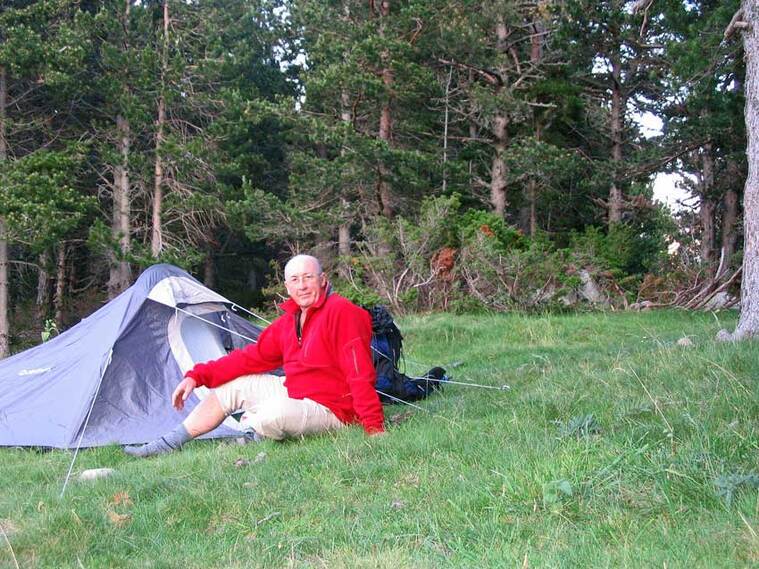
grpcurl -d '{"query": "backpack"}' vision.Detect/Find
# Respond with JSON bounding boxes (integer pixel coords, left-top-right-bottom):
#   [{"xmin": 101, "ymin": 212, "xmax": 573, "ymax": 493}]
[{"xmin": 366, "ymin": 305, "xmax": 445, "ymax": 404}]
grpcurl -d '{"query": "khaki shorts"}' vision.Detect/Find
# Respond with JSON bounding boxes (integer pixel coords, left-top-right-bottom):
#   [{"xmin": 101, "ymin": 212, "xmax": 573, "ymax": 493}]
[{"xmin": 214, "ymin": 373, "xmax": 344, "ymax": 440}]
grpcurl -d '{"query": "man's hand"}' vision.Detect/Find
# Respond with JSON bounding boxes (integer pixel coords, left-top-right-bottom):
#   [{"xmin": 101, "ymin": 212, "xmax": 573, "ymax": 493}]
[{"xmin": 172, "ymin": 377, "xmax": 198, "ymax": 411}]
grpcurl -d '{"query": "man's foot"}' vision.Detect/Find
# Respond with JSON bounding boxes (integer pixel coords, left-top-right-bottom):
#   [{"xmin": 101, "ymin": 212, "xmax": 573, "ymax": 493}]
[{"xmin": 123, "ymin": 424, "xmax": 192, "ymax": 458}]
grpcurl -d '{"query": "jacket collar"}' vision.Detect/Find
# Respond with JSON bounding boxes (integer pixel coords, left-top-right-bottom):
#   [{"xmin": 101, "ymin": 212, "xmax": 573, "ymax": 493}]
[{"xmin": 279, "ymin": 282, "xmax": 332, "ymax": 315}]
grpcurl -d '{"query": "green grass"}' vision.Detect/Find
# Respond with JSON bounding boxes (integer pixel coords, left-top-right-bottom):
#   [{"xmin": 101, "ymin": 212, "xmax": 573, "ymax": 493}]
[{"xmin": 1, "ymin": 310, "xmax": 758, "ymax": 568}]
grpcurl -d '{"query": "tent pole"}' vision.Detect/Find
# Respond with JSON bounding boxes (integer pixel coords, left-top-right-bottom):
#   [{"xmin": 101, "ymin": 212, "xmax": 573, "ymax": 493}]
[
  {"xmin": 174, "ymin": 306, "xmax": 259, "ymax": 344},
  {"xmin": 60, "ymin": 348, "xmax": 113, "ymax": 498}
]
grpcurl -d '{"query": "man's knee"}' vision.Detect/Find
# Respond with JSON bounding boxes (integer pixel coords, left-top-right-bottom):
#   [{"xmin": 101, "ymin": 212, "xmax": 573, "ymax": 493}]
[{"xmin": 250, "ymin": 398, "xmax": 296, "ymax": 440}]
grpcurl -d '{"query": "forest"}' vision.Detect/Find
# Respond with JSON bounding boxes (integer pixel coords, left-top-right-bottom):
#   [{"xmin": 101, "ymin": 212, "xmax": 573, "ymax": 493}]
[{"xmin": 0, "ymin": 0, "xmax": 754, "ymax": 356}]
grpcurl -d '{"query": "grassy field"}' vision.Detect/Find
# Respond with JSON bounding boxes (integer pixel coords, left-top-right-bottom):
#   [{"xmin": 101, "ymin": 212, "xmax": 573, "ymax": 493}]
[{"xmin": 1, "ymin": 310, "xmax": 757, "ymax": 568}]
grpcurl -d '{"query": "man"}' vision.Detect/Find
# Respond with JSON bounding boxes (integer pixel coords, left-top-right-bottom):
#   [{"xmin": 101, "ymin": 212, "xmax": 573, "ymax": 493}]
[{"xmin": 125, "ymin": 254, "xmax": 384, "ymax": 457}]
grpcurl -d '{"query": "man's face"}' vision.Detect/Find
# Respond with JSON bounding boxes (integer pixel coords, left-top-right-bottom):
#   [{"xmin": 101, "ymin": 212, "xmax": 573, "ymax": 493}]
[{"xmin": 284, "ymin": 259, "xmax": 326, "ymax": 310}]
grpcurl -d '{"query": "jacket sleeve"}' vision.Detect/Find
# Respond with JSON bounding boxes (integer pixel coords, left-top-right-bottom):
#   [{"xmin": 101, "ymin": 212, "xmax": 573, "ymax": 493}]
[
  {"xmin": 185, "ymin": 321, "xmax": 284, "ymax": 389},
  {"xmin": 335, "ymin": 305, "xmax": 385, "ymax": 434}
]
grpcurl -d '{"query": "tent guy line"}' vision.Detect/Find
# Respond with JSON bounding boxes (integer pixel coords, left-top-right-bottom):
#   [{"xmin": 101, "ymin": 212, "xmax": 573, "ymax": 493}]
[
  {"xmin": 183, "ymin": 305, "xmax": 509, "ymax": 393},
  {"xmin": 376, "ymin": 389, "xmax": 461, "ymax": 427}
]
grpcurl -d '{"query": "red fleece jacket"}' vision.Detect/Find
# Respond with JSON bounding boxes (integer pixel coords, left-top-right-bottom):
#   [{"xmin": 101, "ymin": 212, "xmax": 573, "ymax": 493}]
[{"xmin": 185, "ymin": 290, "xmax": 385, "ymax": 434}]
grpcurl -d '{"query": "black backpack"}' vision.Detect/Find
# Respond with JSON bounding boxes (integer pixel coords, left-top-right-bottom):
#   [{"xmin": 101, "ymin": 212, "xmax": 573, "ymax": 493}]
[{"xmin": 366, "ymin": 305, "xmax": 445, "ymax": 404}]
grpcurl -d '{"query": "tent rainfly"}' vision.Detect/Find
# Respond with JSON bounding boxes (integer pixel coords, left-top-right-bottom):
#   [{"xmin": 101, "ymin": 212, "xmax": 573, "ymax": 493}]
[{"xmin": 0, "ymin": 264, "xmax": 265, "ymax": 448}]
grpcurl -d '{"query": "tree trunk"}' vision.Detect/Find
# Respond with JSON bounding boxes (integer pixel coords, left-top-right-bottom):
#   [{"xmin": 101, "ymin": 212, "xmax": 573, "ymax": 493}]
[
  {"xmin": 108, "ymin": 113, "xmax": 132, "ymax": 299},
  {"xmin": 54, "ymin": 242, "xmax": 66, "ymax": 328},
  {"xmin": 339, "ymin": 90, "xmax": 352, "ymax": 257},
  {"xmin": 152, "ymin": 0, "xmax": 169, "ymax": 258},
  {"xmin": 108, "ymin": 0, "xmax": 132, "ymax": 299},
  {"xmin": 442, "ymin": 66, "xmax": 452, "ymax": 194},
  {"xmin": 377, "ymin": 0, "xmax": 394, "ymax": 218},
  {"xmin": 726, "ymin": 1, "xmax": 759, "ymax": 340},
  {"xmin": 700, "ymin": 195, "xmax": 716, "ymax": 265},
  {"xmin": 36, "ymin": 250, "xmax": 50, "ymax": 324},
  {"xmin": 608, "ymin": 51, "xmax": 625, "ymax": 225},
  {"xmin": 0, "ymin": 220, "xmax": 7, "ymax": 359},
  {"xmin": 528, "ymin": 179, "xmax": 537, "ymax": 237},
  {"xmin": 490, "ymin": 17, "xmax": 509, "ymax": 217},
  {"xmin": 203, "ymin": 251, "xmax": 215, "ymax": 289},
  {"xmin": 338, "ymin": 224, "xmax": 351, "ymax": 256},
  {"xmin": 721, "ymin": 161, "xmax": 741, "ymax": 264},
  {"xmin": 0, "ymin": 65, "xmax": 8, "ymax": 358}
]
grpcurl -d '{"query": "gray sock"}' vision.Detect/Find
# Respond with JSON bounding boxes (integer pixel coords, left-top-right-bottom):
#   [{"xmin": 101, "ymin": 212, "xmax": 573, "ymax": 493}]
[{"xmin": 123, "ymin": 424, "xmax": 192, "ymax": 458}]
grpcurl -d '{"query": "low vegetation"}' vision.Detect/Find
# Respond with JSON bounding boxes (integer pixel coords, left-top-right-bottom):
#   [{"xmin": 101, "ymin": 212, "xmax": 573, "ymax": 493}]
[{"xmin": 1, "ymin": 310, "xmax": 757, "ymax": 568}]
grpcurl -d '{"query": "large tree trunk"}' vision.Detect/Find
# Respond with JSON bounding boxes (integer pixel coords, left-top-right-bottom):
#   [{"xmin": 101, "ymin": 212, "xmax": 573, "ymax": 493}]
[
  {"xmin": 203, "ymin": 251, "xmax": 215, "ymax": 289},
  {"xmin": 699, "ymin": 141, "xmax": 717, "ymax": 265},
  {"xmin": 700, "ymin": 195, "xmax": 716, "ymax": 265},
  {"xmin": 608, "ymin": 50, "xmax": 625, "ymax": 225},
  {"xmin": 151, "ymin": 0, "xmax": 169, "ymax": 257},
  {"xmin": 53, "ymin": 242, "xmax": 66, "ymax": 328},
  {"xmin": 339, "ymin": 88, "xmax": 352, "ymax": 256},
  {"xmin": 490, "ymin": 17, "xmax": 509, "ymax": 217},
  {"xmin": 108, "ymin": 0, "xmax": 132, "ymax": 299},
  {"xmin": 721, "ymin": 162, "xmax": 741, "ymax": 264},
  {"xmin": 725, "ymin": 1, "xmax": 759, "ymax": 340},
  {"xmin": 377, "ymin": 0, "xmax": 395, "ymax": 218},
  {"xmin": 36, "ymin": 250, "xmax": 50, "ymax": 324},
  {"xmin": 108, "ymin": 113, "xmax": 132, "ymax": 299},
  {"xmin": 0, "ymin": 65, "xmax": 8, "ymax": 358}
]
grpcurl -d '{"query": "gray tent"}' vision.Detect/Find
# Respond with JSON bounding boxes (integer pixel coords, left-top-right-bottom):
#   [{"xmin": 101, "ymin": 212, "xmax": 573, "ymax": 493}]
[{"xmin": 0, "ymin": 264, "xmax": 265, "ymax": 448}]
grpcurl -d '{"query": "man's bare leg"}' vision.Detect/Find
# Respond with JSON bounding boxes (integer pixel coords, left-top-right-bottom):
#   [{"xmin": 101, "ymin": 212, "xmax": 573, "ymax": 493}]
[
  {"xmin": 182, "ymin": 392, "xmax": 226, "ymax": 437},
  {"xmin": 124, "ymin": 393, "xmax": 227, "ymax": 458}
]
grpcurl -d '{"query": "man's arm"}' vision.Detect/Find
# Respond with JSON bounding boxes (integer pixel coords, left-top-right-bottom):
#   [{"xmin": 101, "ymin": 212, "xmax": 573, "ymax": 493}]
[
  {"xmin": 184, "ymin": 323, "xmax": 284, "ymax": 389},
  {"xmin": 335, "ymin": 305, "xmax": 385, "ymax": 434}
]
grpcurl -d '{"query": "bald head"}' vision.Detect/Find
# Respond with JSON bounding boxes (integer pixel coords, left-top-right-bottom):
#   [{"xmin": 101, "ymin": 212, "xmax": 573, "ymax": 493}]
[{"xmin": 284, "ymin": 254, "xmax": 323, "ymax": 280}]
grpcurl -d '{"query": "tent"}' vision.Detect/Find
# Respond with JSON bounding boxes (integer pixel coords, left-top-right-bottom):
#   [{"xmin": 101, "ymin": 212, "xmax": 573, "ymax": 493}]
[{"xmin": 0, "ymin": 264, "xmax": 266, "ymax": 448}]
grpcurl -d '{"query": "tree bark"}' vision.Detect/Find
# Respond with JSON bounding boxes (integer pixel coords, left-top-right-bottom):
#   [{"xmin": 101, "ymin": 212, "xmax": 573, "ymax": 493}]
[
  {"xmin": 339, "ymin": 89, "xmax": 352, "ymax": 257},
  {"xmin": 698, "ymin": 140, "xmax": 717, "ymax": 265},
  {"xmin": 203, "ymin": 251, "xmax": 215, "ymax": 289},
  {"xmin": 377, "ymin": 0, "xmax": 395, "ymax": 218},
  {"xmin": 721, "ymin": 158, "xmax": 741, "ymax": 265},
  {"xmin": 608, "ymin": 49, "xmax": 625, "ymax": 225},
  {"xmin": 724, "ymin": 0, "xmax": 759, "ymax": 340},
  {"xmin": 36, "ymin": 250, "xmax": 50, "ymax": 324},
  {"xmin": 700, "ymin": 195, "xmax": 716, "ymax": 265},
  {"xmin": 152, "ymin": 0, "xmax": 169, "ymax": 257},
  {"xmin": 0, "ymin": 65, "xmax": 8, "ymax": 358},
  {"xmin": 108, "ymin": 0, "xmax": 133, "ymax": 299},
  {"xmin": 108, "ymin": 113, "xmax": 132, "ymax": 299},
  {"xmin": 54, "ymin": 242, "xmax": 66, "ymax": 327},
  {"xmin": 490, "ymin": 17, "xmax": 509, "ymax": 217}
]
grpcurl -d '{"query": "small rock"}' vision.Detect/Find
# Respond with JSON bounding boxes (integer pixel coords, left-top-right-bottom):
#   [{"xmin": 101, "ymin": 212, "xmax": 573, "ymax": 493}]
[
  {"xmin": 388, "ymin": 410, "xmax": 414, "ymax": 426},
  {"xmin": 253, "ymin": 452, "xmax": 267, "ymax": 464},
  {"xmin": 234, "ymin": 458, "xmax": 250, "ymax": 468},
  {"xmin": 78, "ymin": 468, "xmax": 116, "ymax": 482},
  {"xmin": 676, "ymin": 337, "xmax": 694, "ymax": 347},
  {"xmin": 390, "ymin": 499, "xmax": 405, "ymax": 509}
]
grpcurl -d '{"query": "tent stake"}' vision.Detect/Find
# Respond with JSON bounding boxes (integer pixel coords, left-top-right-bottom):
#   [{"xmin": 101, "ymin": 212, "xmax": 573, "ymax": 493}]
[{"xmin": 231, "ymin": 303, "xmax": 272, "ymax": 326}]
